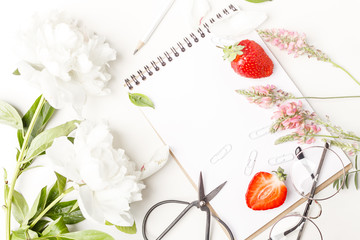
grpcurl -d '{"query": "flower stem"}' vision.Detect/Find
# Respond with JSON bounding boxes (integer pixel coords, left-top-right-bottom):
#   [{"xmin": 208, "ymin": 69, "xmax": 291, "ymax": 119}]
[
  {"xmin": 329, "ymin": 60, "xmax": 360, "ymax": 87},
  {"xmin": 5, "ymin": 95, "xmax": 46, "ymax": 240},
  {"xmin": 29, "ymin": 187, "xmax": 74, "ymax": 229},
  {"xmin": 293, "ymin": 95, "xmax": 360, "ymax": 100}
]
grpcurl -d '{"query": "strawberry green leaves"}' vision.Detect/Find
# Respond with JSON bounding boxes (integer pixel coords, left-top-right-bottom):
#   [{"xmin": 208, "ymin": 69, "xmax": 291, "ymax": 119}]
[
  {"xmin": 128, "ymin": 93, "xmax": 155, "ymax": 109},
  {"xmin": 0, "ymin": 100, "xmax": 23, "ymax": 130},
  {"xmin": 221, "ymin": 43, "xmax": 245, "ymax": 62}
]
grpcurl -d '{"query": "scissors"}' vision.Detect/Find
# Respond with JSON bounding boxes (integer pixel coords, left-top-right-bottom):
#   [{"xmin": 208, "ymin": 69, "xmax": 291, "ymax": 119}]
[{"xmin": 142, "ymin": 172, "xmax": 235, "ymax": 240}]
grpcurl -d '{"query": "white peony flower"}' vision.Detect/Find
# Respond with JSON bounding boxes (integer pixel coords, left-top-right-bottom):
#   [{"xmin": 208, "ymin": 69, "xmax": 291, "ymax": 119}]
[
  {"xmin": 17, "ymin": 12, "xmax": 116, "ymax": 114},
  {"xmin": 46, "ymin": 121, "xmax": 144, "ymax": 227}
]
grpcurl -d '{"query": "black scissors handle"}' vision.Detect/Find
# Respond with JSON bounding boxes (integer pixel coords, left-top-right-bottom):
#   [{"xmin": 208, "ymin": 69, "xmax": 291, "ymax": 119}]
[
  {"xmin": 143, "ymin": 199, "xmax": 191, "ymax": 240},
  {"xmin": 142, "ymin": 199, "xmax": 234, "ymax": 240}
]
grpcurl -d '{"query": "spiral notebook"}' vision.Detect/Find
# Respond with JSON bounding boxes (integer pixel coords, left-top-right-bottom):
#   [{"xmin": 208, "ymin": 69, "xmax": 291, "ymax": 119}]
[{"xmin": 123, "ymin": 4, "xmax": 351, "ymax": 239}]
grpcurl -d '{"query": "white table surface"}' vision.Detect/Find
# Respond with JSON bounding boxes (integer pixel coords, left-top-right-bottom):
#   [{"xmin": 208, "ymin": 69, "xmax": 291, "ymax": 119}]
[{"xmin": 0, "ymin": 0, "xmax": 360, "ymax": 239}]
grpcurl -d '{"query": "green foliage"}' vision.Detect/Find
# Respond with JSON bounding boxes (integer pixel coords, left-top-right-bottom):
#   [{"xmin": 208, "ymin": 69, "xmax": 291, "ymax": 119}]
[
  {"xmin": 46, "ymin": 173, "xmax": 67, "ymax": 206},
  {"xmin": 24, "ymin": 120, "xmax": 80, "ymax": 163},
  {"xmin": 0, "ymin": 100, "xmax": 23, "ymax": 130},
  {"xmin": 333, "ymin": 155, "xmax": 359, "ymax": 190},
  {"xmin": 37, "ymin": 230, "xmax": 115, "ymax": 240},
  {"xmin": 11, "ymin": 228, "xmax": 38, "ymax": 240},
  {"xmin": 245, "ymin": 0, "xmax": 272, "ymax": 3},
  {"xmin": 45, "ymin": 200, "xmax": 85, "ymax": 225},
  {"xmin": 13, "ymin": 69, "xmax": 21, "ymax": 75},
  {"xmin": 128, "ymin": 92, "xmax": 155, "ymax": 109},
  {"xmin": 26, "ymin": 186, "xmax": 47, "ymax": 226},
  {"xmin": 17, "ymin": 95, "xmax": 55, "ymax": 149},
  {"xmin": 106, "ymin": 221, "xmax": 137, "ymax": 234},
  {"xmin": 11, "ymin": 190, "xmax": 29, "ymax": 225},
  {"xmin": 42, "ymin": 218, "xmax": 69, "ymax": 236}
]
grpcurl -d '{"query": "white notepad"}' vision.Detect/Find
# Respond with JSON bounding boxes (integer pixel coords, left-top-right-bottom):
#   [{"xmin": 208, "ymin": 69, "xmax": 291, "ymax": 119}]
[{"xmin": 123, "ymin": 5, "xmax": 351, "ymax": 239}]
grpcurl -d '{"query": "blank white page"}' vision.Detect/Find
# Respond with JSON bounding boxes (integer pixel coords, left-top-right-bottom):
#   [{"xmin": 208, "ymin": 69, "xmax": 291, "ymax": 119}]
[{"xmin": 133, "ymin": 30, "xmax": 350, "ymax": 239}]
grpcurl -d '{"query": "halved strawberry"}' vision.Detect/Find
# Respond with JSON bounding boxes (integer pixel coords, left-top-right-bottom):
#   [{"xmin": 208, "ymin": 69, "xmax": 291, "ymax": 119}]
[
  {"xmin": 245, "ymin": 167, "xmax": 287, "ymax": 211},
  {"xmin": 221, "ymin": 39, "xmax": 274, "ymax": 79}
]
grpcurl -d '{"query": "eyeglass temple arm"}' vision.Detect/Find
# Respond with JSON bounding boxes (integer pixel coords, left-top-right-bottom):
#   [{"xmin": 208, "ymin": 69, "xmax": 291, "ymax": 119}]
[
  {"xmin": 142, "ymin": 199, "xmax": 190, "ymax": 240},
  {"xmin": 280, "ymin": 143, "xmax": 330, "ymax": 238}
]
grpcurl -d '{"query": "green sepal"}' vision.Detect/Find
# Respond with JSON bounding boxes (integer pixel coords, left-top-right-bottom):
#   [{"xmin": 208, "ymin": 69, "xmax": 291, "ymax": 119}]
[
  {"xmin": 222, "ymin": 43, "xmax": 245, "ymax": 62},
  {"xmin": 272, "ymin": 167, "xmax": 287, "ymax": 181}
]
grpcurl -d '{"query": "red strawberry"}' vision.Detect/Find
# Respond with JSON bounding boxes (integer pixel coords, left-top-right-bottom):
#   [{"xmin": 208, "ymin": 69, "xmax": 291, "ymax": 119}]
[
  {"xmin": 245, "ymin": 167, "xmax": 287, "ymax": 211},
  {"xmin": 221, "ymin": 40, "xmax": 274, "ymax": 79}
]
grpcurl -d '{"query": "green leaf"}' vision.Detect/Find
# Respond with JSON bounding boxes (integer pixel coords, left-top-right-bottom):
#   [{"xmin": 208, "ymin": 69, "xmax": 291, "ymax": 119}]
[
  {"xmin": 11, "ymin": 228, "xmax": 38, "ymax": 240},
  {"xmin": 18, "ymin": 95, "xmax": 55, "ymax": 148},
  {"xmin": 41, "ymin": 230, "xmax": 115, "ymax": 240},
  {"xmin": 12, "ymin": 190, "xmax": 29, "ymax": 224},
  {"xmin": 26, "ymin": 186, "xmax": 47, "ymax": 225},
  {"xmin": 333, "ymin": 178, "xmax": 339, "ymax": 189},
  {"xmin": 345, "ymin": 174, "xmax": 349, "ymax": 189},
  {"xmin": 45, "ymin": 200, "xmax": 85, "ymax": 224},
  {"xmin": 42, "ymin": 218, "xmax": 69, "ymax": 236},
  {"xmin": 355, "ymin": 172, "xmax": 358, "ymax": 190},
  {"xmin": 0, "ymin": 100, "xmax": 23, "ymax": 129},
  {"xmin": 31, "ymin": 219, "xmax": 50, "ymax": 233},
  {"xmin": 245, "ymin": 0, "xmax": 272, "ymax": 3},
  {"xmin": 105, "ymin": 221, "xmax": 137, "ymax": 234},
  {"xmin": 46, "ymin": 172, "xmax": 67, "ymax": 207},
  {"xmin": 13, "ymin": 69, "xmax": 21, "ymax": 75},
  {"xmin": 24, "ymin": 120, "xmax": 80, "ymax": 162},
  {"xmin": 128, "ymin": 93, "xmax": 155, "ymax": 109},
  {"xmin": 355, "ymin": 155, "xmax": 358, "ymax": 169},
  {"xmin": 115, "ymin": 222, "xmax": 137, "ymax": 234}
]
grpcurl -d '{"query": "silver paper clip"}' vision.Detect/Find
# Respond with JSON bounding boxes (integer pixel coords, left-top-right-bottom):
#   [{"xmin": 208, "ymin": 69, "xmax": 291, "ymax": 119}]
[
  {"xmin": 268, "ymin": 153, "xmax": 294, "ymax": 166},
  {"xmin": 210, "ymin": 144, "xmax": 232, "ymax": 164},
  {"xmin": 244, "ymin": 150, "xmax": 257, "ymax": 176},
  {"xmin": 248, "ymin": 125, "xmax": 270, "ymax": 140}
]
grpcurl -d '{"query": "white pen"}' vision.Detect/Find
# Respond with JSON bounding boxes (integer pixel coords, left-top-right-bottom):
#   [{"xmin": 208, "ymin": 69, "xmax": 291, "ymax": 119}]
[{"xmin": 133, "ymin": 0, "xmax": 176, "ymax": 55}]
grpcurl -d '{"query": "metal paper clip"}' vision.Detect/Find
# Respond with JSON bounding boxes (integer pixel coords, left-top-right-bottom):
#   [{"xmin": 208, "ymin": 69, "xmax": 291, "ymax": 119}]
[
  {"xmin": 244, "ymin": 150, "xmax": 257, "ymax": 176},
  {"xmin": 268, "ymin": 153, "xmax": 294, "ymax": 166},
  {"xmin": 248, "ymin": 125, "xmax": 270, "ymax": 140},
  {"xmin": 210, "ymin": 144, "xmax": 232, "ymax": 164}
]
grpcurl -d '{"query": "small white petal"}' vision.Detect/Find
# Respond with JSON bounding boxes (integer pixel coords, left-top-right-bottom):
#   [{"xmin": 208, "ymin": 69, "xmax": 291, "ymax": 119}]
[
  {"xmin": 46, "ymin": 137, "xmax": 82, "ymax": 183},
  {"xmin": 78, "ymin": 185, "xmax": 105, "ymax": 224},
  {"xmin": 211, "ymin": 10, "xmax": 267, "ymax": 42},
  {"xmin": 191, "ymin": 0, "xmax": 212, "ymax": 27},
  {"xmin": 140, "ymin": 145, "xmax": 170, "ymax": 180}
]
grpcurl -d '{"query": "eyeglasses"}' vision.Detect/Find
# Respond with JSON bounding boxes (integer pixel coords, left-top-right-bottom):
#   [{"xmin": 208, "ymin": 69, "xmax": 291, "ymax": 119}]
[{"xmin": 269, "ymin": 143, "xmax": 346, "ymax": 240}]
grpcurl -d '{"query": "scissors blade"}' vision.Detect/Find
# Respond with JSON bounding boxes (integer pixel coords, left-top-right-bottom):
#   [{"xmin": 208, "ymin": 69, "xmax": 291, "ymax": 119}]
[
  {"xmin": 204, "ymin": 181, "xmax": 227, "ymax": 203},
  {"xmin": 198, "ymin": 172, "xmax": 205, "ymax": 201}
]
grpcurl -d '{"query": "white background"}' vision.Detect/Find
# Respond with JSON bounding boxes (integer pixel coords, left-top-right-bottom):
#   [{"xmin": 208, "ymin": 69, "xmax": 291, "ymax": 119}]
[{"xmin": 0, "ymin": 0, "xmax": 359, "ymax": 239}]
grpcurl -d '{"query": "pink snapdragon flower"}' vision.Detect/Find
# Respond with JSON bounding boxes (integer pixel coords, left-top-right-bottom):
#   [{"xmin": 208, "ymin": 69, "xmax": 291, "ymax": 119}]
[
  {"xmin": 236, "ymin": 84, "xmax": 292, "ymax": 108},
  {"xmin": 258, "ymin": 28, "xmax": 330, "ymax": 61},
  {"xmin": 295, "ymin": 123, "xmax": 321, "ymax": 144}
]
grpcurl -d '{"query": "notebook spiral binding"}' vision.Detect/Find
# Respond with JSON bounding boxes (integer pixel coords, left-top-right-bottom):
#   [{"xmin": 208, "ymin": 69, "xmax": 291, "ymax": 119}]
[{"xmin": 124, "ymin": 4, "xmax": 238, "ymax": 90}]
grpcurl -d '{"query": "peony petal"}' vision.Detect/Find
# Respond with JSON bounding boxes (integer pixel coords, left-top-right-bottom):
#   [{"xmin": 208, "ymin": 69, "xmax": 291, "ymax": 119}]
[
  {"xmin": 211, "ymin": 10, "xmax": 267, "ymax": 42},
  {"xmin": 191, "ymin": 0, "xmax": 212, "ymax": 27},
  {"xmin": 46, "ymin": 137, "xmax": 82, "ymax": 183},
  {"xmin": 78, "ymin": 185, "xmax": 105, "ymax": 224},
  {"xmin": 140, "ymin": 145, "xmax": 170, "ymax": 180}
]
